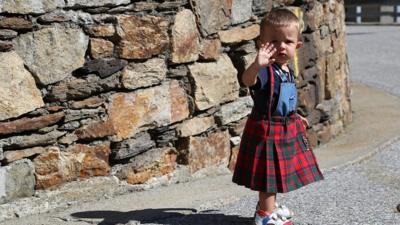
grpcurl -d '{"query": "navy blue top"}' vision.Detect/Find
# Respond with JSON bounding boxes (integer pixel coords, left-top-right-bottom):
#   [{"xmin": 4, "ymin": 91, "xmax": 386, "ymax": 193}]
[{"xmin": 249, "ymin": 63, "xmax": 295, "ymax": 115}]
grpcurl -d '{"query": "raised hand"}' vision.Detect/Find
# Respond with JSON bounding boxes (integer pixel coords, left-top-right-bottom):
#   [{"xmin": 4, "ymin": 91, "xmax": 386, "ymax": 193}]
[{"xmin": 256, "ymin": 43, "xmax": 276, "ymax": 68}]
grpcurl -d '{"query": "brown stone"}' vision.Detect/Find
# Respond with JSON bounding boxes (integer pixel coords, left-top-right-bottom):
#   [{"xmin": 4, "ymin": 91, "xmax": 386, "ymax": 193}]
[
  {"xmin": 0, "ymin": 17, "xmax": 33, "ymax": 30},
  {"xmin": 127, "ymin": 171, "xmax": 152, "ymax": 184},
  {"xmin": 170, "ymin": 81, "xmax": 191, "ymax": 123},
  {"xmin": 69, "ymin": 143, "xmax": 111, "ymax": 178},
  {"xmin": 124, "ymin": 147, "xmax": 177, "ymax": 184},
  {"xmin": 176, "ymin": 116, "xmax": 215, "ymax": 137},
  {"xmin": 199, "ymin": 39, "xmax": 221, "ymax": 61},
  {"xmin": 0, "ymin": 112, "xmax": 65, "ymax": 135},
  {"xmin": 188, "ymin": 54, "xmax": 240, "ymax": 110},
  {"xmin": 171, "ymin": 9, "xmax": 200, "ymax": 64},
  {"xmin": 325, "ymin": 52, "xmax": 341, "ymax": 99},
  {"xmin": 90, "ymin": 38, "xmax": 114, "ymax": 59},
  {"xmin": 47, "ymin": 105, "xmax": 65, "ymax": 112},
  {"xmin": 2, "ymin": 63, "xmax": 37, "ymax": 101},
  {"xmin": 3, "ymin": 146, "xmax": 46, "ymax": 163},
  {"xmin": 218, "ymin": 24, "xmax": 260, "ymax": 44},
  {"xmin": 177, "ymin": 130, "xmax": 230, "ymax": 174},
  {"xmin": 74, "ymin": 120, "xmax": 115, "ymax": 140},
  {"xmin": 297, "ymin": 83, "xmax": 317, "ymax": 114},
  {"xmin": 132, "ymin": 2, "xmax": 159, "ymax": 11},
  {"xmin": 70, "ymin": 96, "xmax": 104, "ymax": 109},
  {"xmin": 228, "ymin": 145, "xmax": 239, "ymax": 172},
  {"xmin": 34, "ymin": 147, "xmax": 80, "ymax": 189},
  {"xmin": 34, "ymin": 143, "xmax": 111, "ymax": 189},
  {"xmin": 116, "ymin": 15, "xmax": 169, "ymax": 59},
  {"xmin": 85, "ymin": 24, "xmax": 115, "ymax": 37},
  {"xmin": 108, "ymin": 80, "xmax": 189, "ymax": 140}
]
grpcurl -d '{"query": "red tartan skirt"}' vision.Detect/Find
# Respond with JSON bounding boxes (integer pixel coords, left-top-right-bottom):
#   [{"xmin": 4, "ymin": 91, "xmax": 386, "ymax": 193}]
[{"xmin": 232, "ymin": 111, "xmax": 324, "ymax": 193}]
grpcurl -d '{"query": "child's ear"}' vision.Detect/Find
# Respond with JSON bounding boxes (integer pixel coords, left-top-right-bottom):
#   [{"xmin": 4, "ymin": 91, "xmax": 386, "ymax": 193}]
[{"xmin": 296, "ymin": 41, "xmax": 303, "ymax": 49}]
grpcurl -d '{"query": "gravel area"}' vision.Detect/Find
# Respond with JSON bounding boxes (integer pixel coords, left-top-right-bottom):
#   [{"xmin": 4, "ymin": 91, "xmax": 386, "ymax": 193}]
[{"xmin": 154, "ymin": 139, "xmax": 400, "ymax": 225}]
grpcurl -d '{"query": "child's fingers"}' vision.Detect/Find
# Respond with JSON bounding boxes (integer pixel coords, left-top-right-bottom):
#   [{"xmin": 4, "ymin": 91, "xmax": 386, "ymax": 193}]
[{"xmin": 266, "ymin": 44, "xmax": 276, "ymax": 54}]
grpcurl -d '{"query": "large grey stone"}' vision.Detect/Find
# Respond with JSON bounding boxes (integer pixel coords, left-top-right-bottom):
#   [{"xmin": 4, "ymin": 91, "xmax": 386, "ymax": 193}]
[
  {"xmin": 111, "ymin": 132, "xmax": 156, "ymax": 160},
  {"xmin": 252, "ymin": 0, "xmax": 273, "ymax": 15},
  {"xmin": 0, "ymin": 159, "xmax": 35, "ymax": 204},
  {"xmin": 121, "ymin": 58, "xmax": 167, "ymax": 90},
  {"xmin": 65, "ymin": 0, "xmax": 130, "ymax": 8},
  {"xmin": 0, "ymin": 0, "xmax": 65, "ymax": 14},
  {"xmin": 13, "ymin": 24, "xmax": 89, "ymax": 85},
  {"xmin": 0, "ymin": 130, "xmax": 66, "ymax": 150},
  {"xmin": 188, "ymin": 54, "xmax": 240, "ymax": 110},
  {"xmin": 63, "ymin": 10, "xmax": 94, "ymax": 25},
  {"xmin": 231, "ymin": 0, "xmax": 252, "ymax": 24},
  {"xmin": 107, "ymin": 80, "xmax": 190, "ymax": 140},
  {"xmin": 190, "ymin": 0, "xmax": 231, "ymax": 36},
  {"xmin": 77, "ymin": 58, "xmax": 128, "ymax": 78},
  {"xmin": 0, "ymin": 51, "xmax": 44, "ymax": 121},
  {"xmin": 47, "ymin": 72, "xmax": 121, "ymax": 102},
  {"xmin": 215, "ymin": 96, "xmax": 253, "ymax": 125}
]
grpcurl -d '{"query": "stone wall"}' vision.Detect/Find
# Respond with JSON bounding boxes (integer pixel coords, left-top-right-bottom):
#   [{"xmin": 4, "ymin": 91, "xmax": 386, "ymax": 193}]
[{"xmin": 0, "ymin": 0, "xmax": 351, "ymax": 204}]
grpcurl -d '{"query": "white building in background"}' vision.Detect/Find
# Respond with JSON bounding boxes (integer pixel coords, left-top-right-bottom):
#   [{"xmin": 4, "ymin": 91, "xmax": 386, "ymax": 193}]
[{"xmin": 345, "ymin": 0, "xmax": 400, "ymax": 24}]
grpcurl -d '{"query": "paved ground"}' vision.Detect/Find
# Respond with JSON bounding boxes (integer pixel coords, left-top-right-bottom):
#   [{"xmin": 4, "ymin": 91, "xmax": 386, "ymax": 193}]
[
  {"xmin": 1, "ymin": 26, "xmax": 400, "ymax": 225},
  {"xmin": 346, "ymin": 26, "xmax": 400, "ymax": 96}
]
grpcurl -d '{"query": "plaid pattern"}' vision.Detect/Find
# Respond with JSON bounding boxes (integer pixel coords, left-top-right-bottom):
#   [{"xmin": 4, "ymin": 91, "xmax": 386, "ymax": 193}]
[{"xmin": 232, "ymin": 111, "xmax": 324, "ymax": 193}]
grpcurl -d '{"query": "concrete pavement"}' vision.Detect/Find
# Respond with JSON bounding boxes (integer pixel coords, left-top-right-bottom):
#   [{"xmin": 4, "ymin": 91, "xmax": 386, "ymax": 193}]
[{"xmin": 1, "ymin": 26, "xmax": 400, "ymax": 225}]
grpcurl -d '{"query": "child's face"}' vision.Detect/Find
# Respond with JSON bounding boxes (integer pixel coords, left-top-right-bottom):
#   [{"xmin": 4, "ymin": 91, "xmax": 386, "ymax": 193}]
[{"xmin": 258, "ymin": 24, "xmax": 302, "ymax": 65}]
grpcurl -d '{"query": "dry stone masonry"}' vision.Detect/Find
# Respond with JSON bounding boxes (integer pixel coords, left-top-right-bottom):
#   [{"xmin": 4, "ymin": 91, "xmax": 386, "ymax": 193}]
[{"xmin": 0, "ymin": 0, "xmax": 351, "ymax": 205}]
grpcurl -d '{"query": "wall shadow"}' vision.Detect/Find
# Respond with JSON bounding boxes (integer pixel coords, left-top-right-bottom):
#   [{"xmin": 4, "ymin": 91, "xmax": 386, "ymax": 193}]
[{"xmin": 71, "ymin": 208, "xmax": 252, "ymax": 225}]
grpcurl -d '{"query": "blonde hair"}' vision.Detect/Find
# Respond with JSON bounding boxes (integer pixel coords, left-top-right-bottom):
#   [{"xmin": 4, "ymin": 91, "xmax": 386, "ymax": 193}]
[{"xmin": 260, "ymin": 8, "xmax": 302, "ymax": 37}]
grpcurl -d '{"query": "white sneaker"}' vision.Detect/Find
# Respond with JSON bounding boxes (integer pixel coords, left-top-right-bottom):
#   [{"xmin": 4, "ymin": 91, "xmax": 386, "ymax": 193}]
[
  {"xmin": 274, "ymin": 203, "xmax": 294, "ymax": 219},
  {"xmin": 255, "ymin": 202, "xmax": 294, "ymax": 220},
  {"xmin": 253, "ymin": 211, "xmax": 293, "ymax": 225}
]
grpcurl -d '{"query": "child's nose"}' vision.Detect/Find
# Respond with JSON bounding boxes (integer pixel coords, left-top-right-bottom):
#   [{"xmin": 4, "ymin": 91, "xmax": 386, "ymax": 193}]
[{"xmin": 277, "ymin": 42, "xmax": 285, "ymax": 49}]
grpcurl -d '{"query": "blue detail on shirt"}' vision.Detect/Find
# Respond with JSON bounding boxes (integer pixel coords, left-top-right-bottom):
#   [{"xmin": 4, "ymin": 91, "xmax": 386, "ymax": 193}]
[{"xmin": 250, "ymin": 63, "xmax": 297, "ymax": 117}]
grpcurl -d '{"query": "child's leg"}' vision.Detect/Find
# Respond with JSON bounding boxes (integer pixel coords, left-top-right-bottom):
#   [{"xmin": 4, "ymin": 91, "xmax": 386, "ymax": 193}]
[{"xmin": 258, "ymin": 192, "xmax": 276, "ymax": 213}]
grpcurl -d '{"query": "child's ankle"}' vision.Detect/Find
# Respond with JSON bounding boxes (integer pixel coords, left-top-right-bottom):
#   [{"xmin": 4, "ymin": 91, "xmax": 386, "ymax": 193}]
[{"xmin": 256, "ymin": 209, "xmax": 271, "ymax": 217}]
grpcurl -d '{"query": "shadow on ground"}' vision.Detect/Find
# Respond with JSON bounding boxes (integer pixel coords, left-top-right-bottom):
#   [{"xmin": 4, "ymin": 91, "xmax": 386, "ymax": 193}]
[{"xmin": 71, "ymin": 208, "xmax": 251, "ymax": 225}]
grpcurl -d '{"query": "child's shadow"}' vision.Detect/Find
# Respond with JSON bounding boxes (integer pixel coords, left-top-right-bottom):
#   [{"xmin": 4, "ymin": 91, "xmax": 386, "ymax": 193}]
[{"xmin": 71, "ymin": 208, "xmax": 251, "ymax": 225}]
